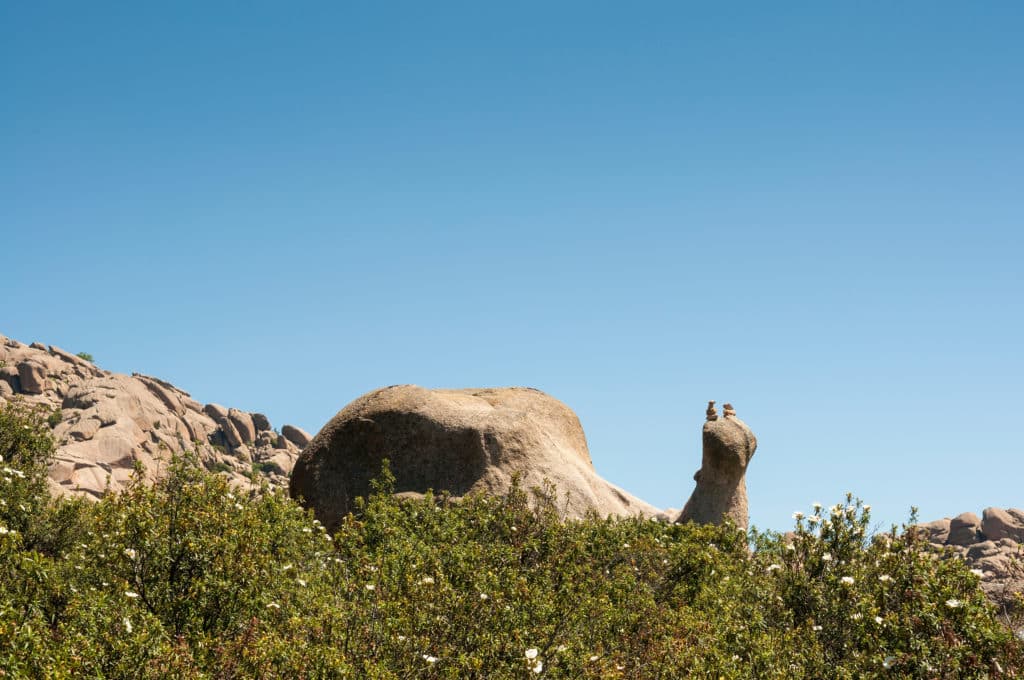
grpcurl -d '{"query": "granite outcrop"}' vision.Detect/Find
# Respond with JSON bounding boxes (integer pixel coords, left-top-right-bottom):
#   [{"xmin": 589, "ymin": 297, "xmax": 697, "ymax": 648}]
[{"xmin": 0, "ymin": 333, "xmax": 308, "ymax": 498}]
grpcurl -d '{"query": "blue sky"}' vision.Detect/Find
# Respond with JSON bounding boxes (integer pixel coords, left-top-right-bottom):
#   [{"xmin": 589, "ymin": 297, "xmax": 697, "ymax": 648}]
[{"xmin": 3, "ymin": 2, "xmax": 1021, "ymax": 531}]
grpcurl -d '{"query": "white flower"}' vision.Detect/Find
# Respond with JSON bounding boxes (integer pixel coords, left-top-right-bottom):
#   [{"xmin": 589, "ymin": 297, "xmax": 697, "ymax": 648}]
[
  {"xmin": 0, "ymin": 527, "xmax": 10, "ymax": 535},
  {"xmin": 123, "ymin": 617, "xmax": 132, "ymax": 633},
  {"xmin": 883, "ymin": 655, "xmax": 896, "ymax": 669},
  {"xmin": 397, "ymin": 635, "xmax": 406, "ymax": 641},
  {"xmin": 841, "ymin": 576, "xmax": 855, "ymax": 585},
  {"xmin": 821, "ymin": 553, "xmax": 832, "ymax": 562},
  {"xmin": 970, "ymin": 568, "xmax": 985, "ymax": 577},
  {"xmin": 863, "ymin": 504, "xmax": 871, "ymax": 512},
  {"xmin": 419, "ymin": 576, "xmax": 435, "ymax": 585},
  {"xmin": 124, "ymin": 548, "xmax": 136, "ymax": 559},
  {"xmin": 556, "ymin": 644, "xmax": 567, "ymax": 652},
  {"xmin": 479, "ymin": 592, "xmax": 488, "ymax": 600},
  {"xmin": 297, "ymin": 579, "xmax": 307, "ymax": 587},
  {"xmin": 234, "ymin": 503, "xmax": 243, "ymax": 510},
  {"xmin": 875, "ymin": 616, "xmax": 884, "ymax": 624},
  {"xmin": 945, "ymin": 598, "xmax": 961, "ymax": 608},
  {"xmin": 852, "ymin": 613, "xmax": 862, "ymax": 620},
  {"xmin": 125, "ymin": 591, "xmax": 139, "ymax": 598},
  {"xmin": 422, "ymin": 655, "xmax": 438, "ymax": 664},
  {"xmin": 589, "ymin": 655, "xmax": 600, "ymax": 662},
  {"xmin": 808, "ymin": 515, "xmax": 821, "ymax": 524},
  {"xmin": 282, "ymin": 564, "xmax": 293, "ymax": 571},
  {"xmin": 525, "ymin": 648, "xmax": 539, "ymax": 660},
  {"xmin": 792, "ymin": 511, "xmax": 804, "ymax": 520},
  {"xmin": 812, "ymin": 502, "xmax": 822, "ymax": 510},
  {"xmin": 622, "ymin": 542, "xmax": 630, "ymax": 548},
  {"xmin": 532, "ymin": 660, "xmax": 543, "ymax": 674},
  {"xmin": 302, "ymin": 527, "xmax": 312, "ymax": 533},
  {"xmin": 878, "ymin": 574, "xmax": 891, "ymax": 582},
  {"xmin": 266, "ymin": 602, "xmax": 280, "ymax": 609},
  {"xmin": 812, "ymin": 625, "xmax": 822, "ymax": 631},
  {"xmin": 365, "ymin": 584, "xmax": 375, "ymax": 591}
]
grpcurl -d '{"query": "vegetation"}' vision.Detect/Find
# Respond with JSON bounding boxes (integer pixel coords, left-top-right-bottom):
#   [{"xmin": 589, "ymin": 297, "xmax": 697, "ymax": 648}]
[
  {"xmin": 75, "ymin": 352, "xmax": 94, "ymax": 363},
  {"xmin": 1, "ymin": 399, "xmax": 1021, "ymax": 678}
]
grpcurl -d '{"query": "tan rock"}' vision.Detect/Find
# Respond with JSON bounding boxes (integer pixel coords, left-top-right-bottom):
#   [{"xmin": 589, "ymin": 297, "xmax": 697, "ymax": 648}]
[
  {"xmin": 266, "ymin": 451, "xmax": 297, "ymax": 476},
  {"xmin": 203, "ymin": 403, "xmax": 229, "ymax": 420},
  {"xmin": 252, "ymin": 412, "xmax": 271, "ymax": 432},
  {"xmin": 228, "ymin": 408, "xmax": 255, "ymax": 444},
  {"xmin": 982, "ymin": 507, "xmax": 1024, "ymax": 543},
  {"xmin": 289, "ymin": 385, "xmax": 658, "ymax": 531},
  {"xmin": 966, "ymin": 540, "xmax": 1001, "ymax": 560},
  {"xmin": 220, "ymin": 418, "xmax": 244, "ymax": 448},
  {"xmin": 948, "ymin": 512, "xmax": 983, "ymax": 546},
  {"xmin": 17, "ymin": 360, "xmax": 47, "ymax": 394},
  {"xmin": 676, "ymin": 402, "xmax": 757, "ymax": 529},
  {"xmin": 282, "ymin": 424, "xmax": 311, "ymax": 448},
  {"xmin": 914, "ymin": 518, "xmax": 951, "ymax": 545}
]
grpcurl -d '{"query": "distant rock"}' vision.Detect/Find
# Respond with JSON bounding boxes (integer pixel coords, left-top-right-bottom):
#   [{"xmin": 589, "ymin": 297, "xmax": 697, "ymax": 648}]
[
  {"xmin": 916, "ymin": 507, "xmax": 1024, "ymax": 616},
  {"xmin": 948, "ymin": 512, "xmax": 983, "ymax": 546},
  {"xmin": 281, "ymin": 424, "xmax": 311, "ymax": 448},
  {"xmin": 914, "ymin": 518, "xmax": 951, "ymax": 544},
  {"xmin": 982, "ymin": 507, "xmax": 1024, "ymax": 543},
  {"xmin": 289, "ymin": 385, "xmax": 659, "ymax": 530},
  {"xmin": 17, "ymin": 360, "xmax": 47, "ymax": 394},
  {"xmin": 0, "ymin": 332, "xmax": 303, "ymax": 498}
]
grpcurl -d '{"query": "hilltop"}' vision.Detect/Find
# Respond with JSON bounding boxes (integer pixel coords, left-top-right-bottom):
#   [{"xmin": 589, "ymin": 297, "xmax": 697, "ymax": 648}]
[{"xmin": 0, "ymin": 332, "xmax": 309, "ymax": 497}]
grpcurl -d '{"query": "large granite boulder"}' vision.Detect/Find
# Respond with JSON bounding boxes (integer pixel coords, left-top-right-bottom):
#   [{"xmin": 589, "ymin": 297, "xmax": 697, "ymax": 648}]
[
  {"xmin": 676, "ymin": 401, "xmax": 757, "ymax": 529},
  {"xmin": 289, "ymin": 385, "xmax": 659, "ymax": 530}
]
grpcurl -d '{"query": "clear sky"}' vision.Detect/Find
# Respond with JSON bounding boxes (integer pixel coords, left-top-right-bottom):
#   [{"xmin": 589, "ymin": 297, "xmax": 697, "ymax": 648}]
[{"xmin": 3, "ymin": 2, "xmax": 1021, "ymax": 532}]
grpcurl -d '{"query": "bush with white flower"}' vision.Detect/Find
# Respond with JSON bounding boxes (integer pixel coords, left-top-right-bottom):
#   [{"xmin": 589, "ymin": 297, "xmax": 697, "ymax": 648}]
[{"xmin": 0, "ymin": 399, "xmax": 1021, "ymax": 678}]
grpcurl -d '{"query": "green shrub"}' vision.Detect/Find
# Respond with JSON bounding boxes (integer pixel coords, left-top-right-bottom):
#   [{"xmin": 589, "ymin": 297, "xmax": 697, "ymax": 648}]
[
  {"xmin": 0, "ymin": 402, "xmax": 1021, "ymax": 677},
  {"xmin": 75, "ymin": 352, "xmax": 94, "ymax": 363}
]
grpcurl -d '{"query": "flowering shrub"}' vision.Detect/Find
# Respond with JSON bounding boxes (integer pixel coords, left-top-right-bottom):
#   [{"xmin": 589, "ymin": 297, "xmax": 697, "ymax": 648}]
[{"xmin": 1, "ymin": 400, "xmax": 1021, "ymax": 677}]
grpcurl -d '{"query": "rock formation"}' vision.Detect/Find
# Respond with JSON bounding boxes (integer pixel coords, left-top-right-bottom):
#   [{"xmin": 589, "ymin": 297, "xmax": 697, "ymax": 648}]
[
  {"xmin": 916, "ymin": 508, "xmax": 1024, "ymax": 615},
  {"xmin": 289, "ymin": 385, "xmax": 660, "ymax": 530},
  {"xmin": 676, "ymin": 401, "xmax": 756, "ymax": 529},
  {"xmin": 0, "ymin": 332, "xmax": 306, "ymax": 498}
]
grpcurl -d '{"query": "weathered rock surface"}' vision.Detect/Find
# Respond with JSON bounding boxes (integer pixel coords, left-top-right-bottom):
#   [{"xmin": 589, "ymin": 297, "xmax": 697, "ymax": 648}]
[
  {"xmin": 282, "ymin": 424, "xmax": 312, "ymax": 448},
  {"xmin": 982, "ymin": 507, "xmax": 1024, "ymax": 543},
  {"xmin": 675, "ymin": 401, "xmax": 756, "ymax": 529},
  {"xmin": 0, "ymin": 332, "xmax": 307, "ymax": 499},
  {"xmin": 948, "ymin": 512, "xmax": 983, "ymax": 546},
  {"xmin": 917, "ymin": 507, "xmax": 1024, "ymax": 617},
  {"xmin": 289, "ymin": 385, "xmax": 659, "ymax": 530}
]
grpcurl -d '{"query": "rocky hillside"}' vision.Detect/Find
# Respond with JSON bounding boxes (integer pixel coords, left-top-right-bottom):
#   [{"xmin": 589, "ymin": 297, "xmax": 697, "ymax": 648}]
[
  {"xmin": 917, "ymin": 508, "xmax": 1024, "ymax": 615},
  {"xmin": 0, "ymin": 332, "xmax": 310, "ymax": 498}
]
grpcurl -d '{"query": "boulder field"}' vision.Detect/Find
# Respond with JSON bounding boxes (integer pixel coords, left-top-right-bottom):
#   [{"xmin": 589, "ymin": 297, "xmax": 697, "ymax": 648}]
[
  {"xmin": 0, "ymin": 332, "xmax": 309, "ymax": 497},
  {"xmin": 915, "ymin": 508, "xmax": 1024, "ymax": 614}
]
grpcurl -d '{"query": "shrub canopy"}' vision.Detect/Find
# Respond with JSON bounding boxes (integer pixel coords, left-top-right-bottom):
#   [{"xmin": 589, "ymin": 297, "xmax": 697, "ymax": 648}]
[{"xmin": 0, "ymin": 399, "xmax": 1021, "ymax": 678}]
